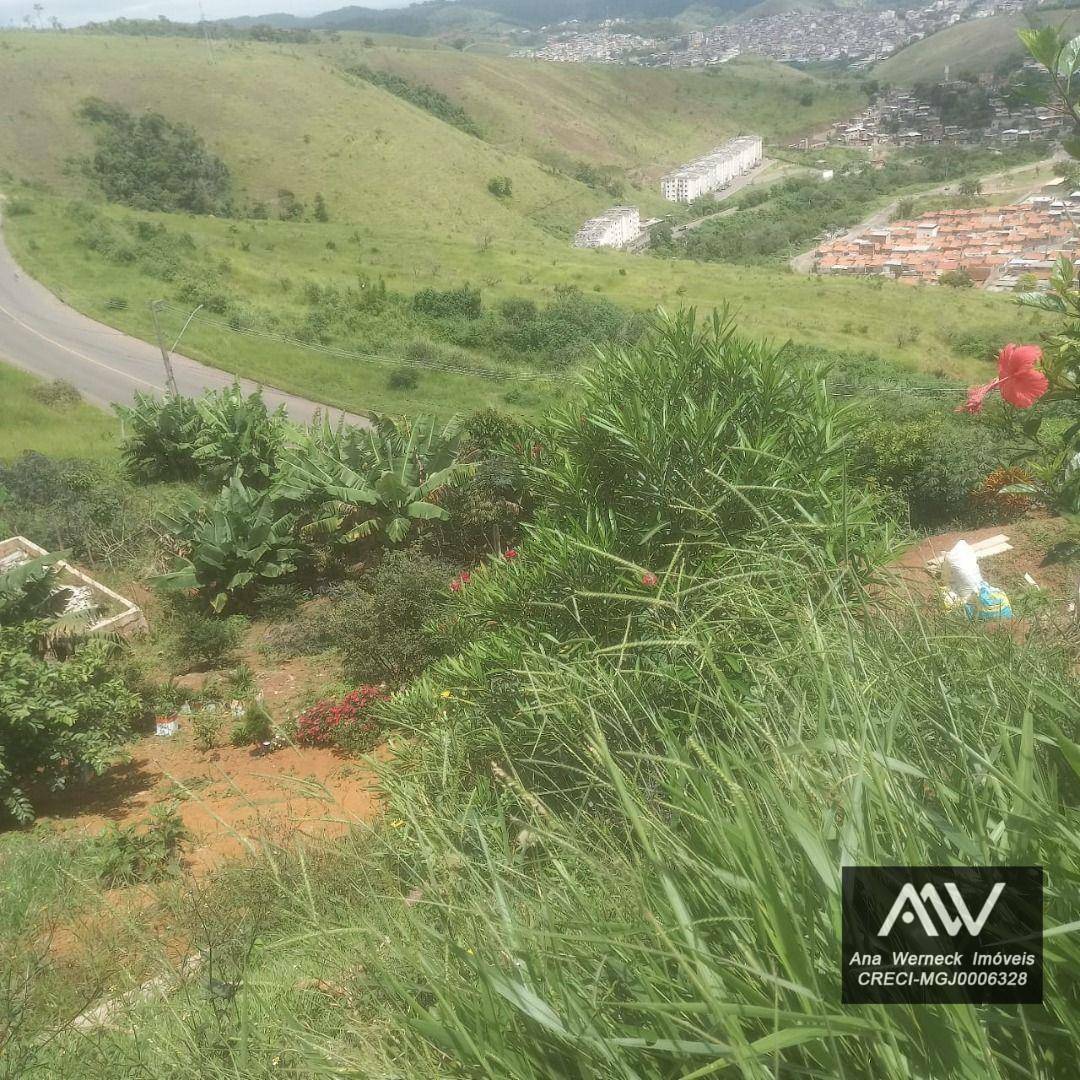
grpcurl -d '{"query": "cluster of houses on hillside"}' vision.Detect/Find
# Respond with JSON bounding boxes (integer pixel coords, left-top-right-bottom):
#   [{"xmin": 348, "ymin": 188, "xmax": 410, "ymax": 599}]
[
  {"xmin": 675, "ymin": 10, "xmax": 910, "ymax": 66},
  {"xmin": 512, "ymin": 0, "xmax": 1037, "ymax": 69},
  {"xmin": 812, "ymin": 198, "xmax": 1079, "ymax": 289},
  {"xmin": 660, "ymin": 136, "xmax": 763, "ymax": 203},
  {"xmin": 510, "ymin": 20, "xmax": 657, "ymax": 62},
  {"xmin": 826, "ymin": 75, "xmax": 1065, "ymax": 150}
]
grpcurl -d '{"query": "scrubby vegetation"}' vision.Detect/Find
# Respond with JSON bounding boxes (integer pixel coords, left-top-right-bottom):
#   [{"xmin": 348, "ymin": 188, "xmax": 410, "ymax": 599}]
[
  {"xmin": 0, "ymin": 554, "xmax": 144, "ymax": 822},
  {"xmin": 347, "ymin": 63, "xmax": 482, "ymax": 137},
  {"xmin": 74, "ymin": 98, "xmax": 233, "ymax": 216},
  {"xmin": 4, "ymin": 305, "xmax": 1079, "ymax": 1076}
]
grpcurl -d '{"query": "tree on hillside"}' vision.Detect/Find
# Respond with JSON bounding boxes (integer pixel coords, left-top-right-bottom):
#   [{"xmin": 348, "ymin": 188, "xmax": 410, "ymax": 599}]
[{"xmin": 75, "ymin": 98, "xmax": 233, "ymax": 216}]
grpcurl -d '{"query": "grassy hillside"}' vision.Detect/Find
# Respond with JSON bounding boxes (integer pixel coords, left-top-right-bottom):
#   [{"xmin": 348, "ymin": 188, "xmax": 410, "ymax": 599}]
[
  {"xmin": 0, "ymin": 31, "xmax": 607, "ymax": 240},
  {"xmin": 315, "ymin": 39, "xmax": 865, "ymax": 179},
  {"xmin": 3, "ymin": 192, "xmax": 1054, "ymax": 419},
  {"xmin": 875, "ymin": 8, "xmax": 1080, "ymax": 85},
  {"xmin": 0, "ymin": 363, "xmax": 119, "ymax": 460}
]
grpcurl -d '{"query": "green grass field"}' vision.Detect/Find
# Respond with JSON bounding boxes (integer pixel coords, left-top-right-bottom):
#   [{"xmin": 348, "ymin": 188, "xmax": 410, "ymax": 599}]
[
  {"xmin": 0, "ymin": 362, "xmax": 119, "ymax": 461},
  {"xmin": 313, "ymin": 38, "xmax": 865, "ymax": 182},
  {"xmin": 0, "ymin": 27, "xmax": 1060, "ymax": 423},
  {"xmin": 3, "ymin": 192, "xmax": 1055, "ymax": 420},
  {"xmin": 0, "ymin": 31, "xmax": 862, "ymax": 237},
  {"xmin": 875, "ymin": 7, "xmax": 1080, "ymax": 85}
]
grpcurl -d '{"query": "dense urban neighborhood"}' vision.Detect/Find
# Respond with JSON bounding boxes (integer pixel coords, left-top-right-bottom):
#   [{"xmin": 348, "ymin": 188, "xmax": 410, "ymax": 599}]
[
  {"xmin": 514, "ymin": 0, "xmax": 1032, "ymax": 68},
  {"xmin": 813, "ymin": 198, "xmax": 1080, "ymax": 287}
]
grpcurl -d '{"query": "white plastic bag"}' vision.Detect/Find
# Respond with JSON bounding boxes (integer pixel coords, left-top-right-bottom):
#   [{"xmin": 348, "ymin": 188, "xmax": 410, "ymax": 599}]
[{"xmin": 941, "ymin": 540, "xmax": 984, "ymax": 602}]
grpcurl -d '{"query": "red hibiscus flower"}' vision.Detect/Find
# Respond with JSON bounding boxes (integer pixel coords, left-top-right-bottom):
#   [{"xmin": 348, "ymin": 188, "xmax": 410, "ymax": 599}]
[
  {"xmin": 641, "ymin": 571, "xmax": 658, "ymax": 587},
  {"xmin": 958, "ymin": 344, "xmax": 1048, "ymax": 414}
]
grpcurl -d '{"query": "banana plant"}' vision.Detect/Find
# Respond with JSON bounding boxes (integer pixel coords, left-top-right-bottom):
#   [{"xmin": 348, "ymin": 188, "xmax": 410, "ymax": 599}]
[
  {"xmin": 154, "ymin": 475, "xmax": 303, "ymax": 612},
  {"xmin": 273, "ymin": 413, "xmax": 475, "ymax": 549}
]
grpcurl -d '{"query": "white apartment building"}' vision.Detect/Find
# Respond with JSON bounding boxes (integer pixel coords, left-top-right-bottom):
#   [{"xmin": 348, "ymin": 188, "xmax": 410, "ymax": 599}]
[
  {"xmin": 573, "ymin": 205, "xmax": 642, "ymax": 249},
  {"xmin": 660, "ymin": 135, "xmax": 763, "ymax": 202}
]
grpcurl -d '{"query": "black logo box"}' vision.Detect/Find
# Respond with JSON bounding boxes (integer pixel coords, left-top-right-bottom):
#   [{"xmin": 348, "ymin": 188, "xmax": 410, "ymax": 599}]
[{"xmin": 842, "ymin": 866, "xmax": 1043, "ymax": 1005}]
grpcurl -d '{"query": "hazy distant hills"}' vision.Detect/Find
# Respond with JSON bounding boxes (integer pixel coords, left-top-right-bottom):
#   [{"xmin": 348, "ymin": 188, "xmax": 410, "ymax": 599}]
[{"xmin": 221, "ymin": 0, "xmax": 777, "ymax": 34}]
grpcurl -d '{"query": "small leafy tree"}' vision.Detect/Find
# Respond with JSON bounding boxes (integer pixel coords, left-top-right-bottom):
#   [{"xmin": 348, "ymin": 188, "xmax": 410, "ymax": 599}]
[
  {"xmin": 0, "ymin": 557, "xmax": 142, "ymax": 822},
  {"xmin": 939, "ymin": 268, "xmax": 974, "ymax": 288},
  {"xmin": 313, "ymin": 192, "xmax": 329, "ymax": 222},
  {"xmin": 487, "ymin": 175, "xmax": 513, "ymax": 199}
]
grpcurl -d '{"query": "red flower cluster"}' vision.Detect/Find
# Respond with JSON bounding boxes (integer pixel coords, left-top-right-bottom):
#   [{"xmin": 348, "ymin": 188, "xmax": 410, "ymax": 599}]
[
  {"xmin": 450, "ymin": 570, "xmax": 472, "ymax": 592},
  {"xmin": 295, "ymin": 686, "xmax": 388, "ymax": 748},
  {"xmin": 504, "ymin": 548, "xmax": 519, "ymax": 560},
  {"xmin": 641, "ymin": 571, "xmax": 658, "ymax": 587}
]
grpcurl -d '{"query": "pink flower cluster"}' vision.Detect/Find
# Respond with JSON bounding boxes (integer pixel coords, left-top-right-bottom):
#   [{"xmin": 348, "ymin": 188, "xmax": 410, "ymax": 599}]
[
  {"xmin": 450, "ymin": 571, "xmax": 472, "ymax": 593},
  {"xmin": 295, "ymin": 686, "xmax": 388, "ymax": 748}
]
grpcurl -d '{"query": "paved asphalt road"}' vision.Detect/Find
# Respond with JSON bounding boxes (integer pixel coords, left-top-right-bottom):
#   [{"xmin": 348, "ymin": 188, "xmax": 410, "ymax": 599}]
[{"xmin": 0, "ymin": 214, "xmax": 365, "ymax": 426}]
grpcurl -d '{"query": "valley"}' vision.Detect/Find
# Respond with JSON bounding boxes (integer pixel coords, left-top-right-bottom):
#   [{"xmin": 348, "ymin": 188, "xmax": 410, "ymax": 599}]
[{"xmin": 2, "ymin": 9, "xmax": 1079, "ymax": 1077}]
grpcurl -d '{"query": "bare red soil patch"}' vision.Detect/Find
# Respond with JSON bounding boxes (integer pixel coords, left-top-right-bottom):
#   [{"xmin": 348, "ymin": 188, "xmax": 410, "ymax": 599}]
[
  {"xmin": 889, "ymin": 516, "xmax": 1075, "ymax": 597},
  {"xmin": 34, "ymin": 734, "xmax": 384, "ymax": 876}
]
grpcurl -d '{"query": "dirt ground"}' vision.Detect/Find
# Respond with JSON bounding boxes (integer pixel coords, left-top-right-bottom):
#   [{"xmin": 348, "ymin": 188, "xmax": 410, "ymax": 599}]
[
  {"xmin": 31, "ymin": 647, "xmax": 385, "ymax": 877},
  {"xmin": 885, "ymin": 514, "xmax": 1079, "ymax": 625}
]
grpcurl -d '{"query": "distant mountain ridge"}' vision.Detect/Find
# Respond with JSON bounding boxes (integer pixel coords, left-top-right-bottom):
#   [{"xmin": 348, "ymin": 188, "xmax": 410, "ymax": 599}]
[{"xmin": 220, "ymin": 0, "xmax": 769, "ymax": 34}]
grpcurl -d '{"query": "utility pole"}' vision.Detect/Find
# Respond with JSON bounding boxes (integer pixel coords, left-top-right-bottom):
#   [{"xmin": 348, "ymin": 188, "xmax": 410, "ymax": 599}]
[{"xmin": 150, "ymin": 299, "xmax": 179, "ymax": 397}]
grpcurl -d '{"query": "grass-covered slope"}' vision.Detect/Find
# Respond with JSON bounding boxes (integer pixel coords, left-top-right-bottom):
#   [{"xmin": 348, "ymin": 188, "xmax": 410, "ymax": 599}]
[
  {"xmin": 875, "ymin": 8, "xmax": 1080, "ymax": 85},
  {"xmin": 316, "ymin": 41, "xmax": 865, "ymax": 177},
  {"xmin": 3, "ymin": 193, "xmax": 1054, "ymax": 419},
  {"xmin": 0, "ymin": 31, "xmax": 606, "ymax": 240},
  {"xmin": 0, "ymin": 363, "xmax": 119, "ymax": 461}
]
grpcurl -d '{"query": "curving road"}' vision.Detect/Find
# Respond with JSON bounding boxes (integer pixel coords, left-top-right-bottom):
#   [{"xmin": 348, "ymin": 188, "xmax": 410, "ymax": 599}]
[{"xmin": 0, "ymin": 211, "xmax": 365, "ymax": 426}]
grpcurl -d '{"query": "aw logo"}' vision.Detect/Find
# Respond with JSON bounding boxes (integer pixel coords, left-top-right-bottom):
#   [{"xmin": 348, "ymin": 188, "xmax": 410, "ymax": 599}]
[
  {"xmin": 876, "ymin": 881, "xmax": 1006, "ymax": 938},
  {"xmin": 842, "ymin": 866, "xmax": 1043, "ymax": 1005}
]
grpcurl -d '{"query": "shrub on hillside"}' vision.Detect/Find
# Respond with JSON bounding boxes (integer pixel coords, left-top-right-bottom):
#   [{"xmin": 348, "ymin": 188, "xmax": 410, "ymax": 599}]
[
  {"xmin": 74, "ymin": 98, "xmax": 232, "ymax": 215},
  {"xmin": 850, "ymin": 403, "xmax": 1003, "ymax": 527},
  {"xmin": 432, "ymin": 408, "xmax": 535, "ymax": 558},
  {"xmin": 229, "ymin": 701, "xmax": 274, "ymax": 746},
  {"xmin": 329, "ymin": 551, "xmax": 453, "ymax": 685},
  {"xmin": 538, "ymin": 309, "xmax": 883, "ymax": 561},
  {"xmin": 412, "ymin": 284, "xmax": 483, "ymax": 320},
  {"xmin": 161, "ymin": 600, "xmax": 248, "ymax": 672},
  {"xmin": 0, "ymin": 620, "xmax": 142, "ymax": 823},
  {"xmin": 88, "ymin": 805, "xmax": 186, "ymax": 886},
  {"xmin": 0, "ymin": 453, "xmax": 158, "ymax": 570},
  {"xmin": 28, "ymin": 379, "xmax": 82, "ymax": 409}
]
